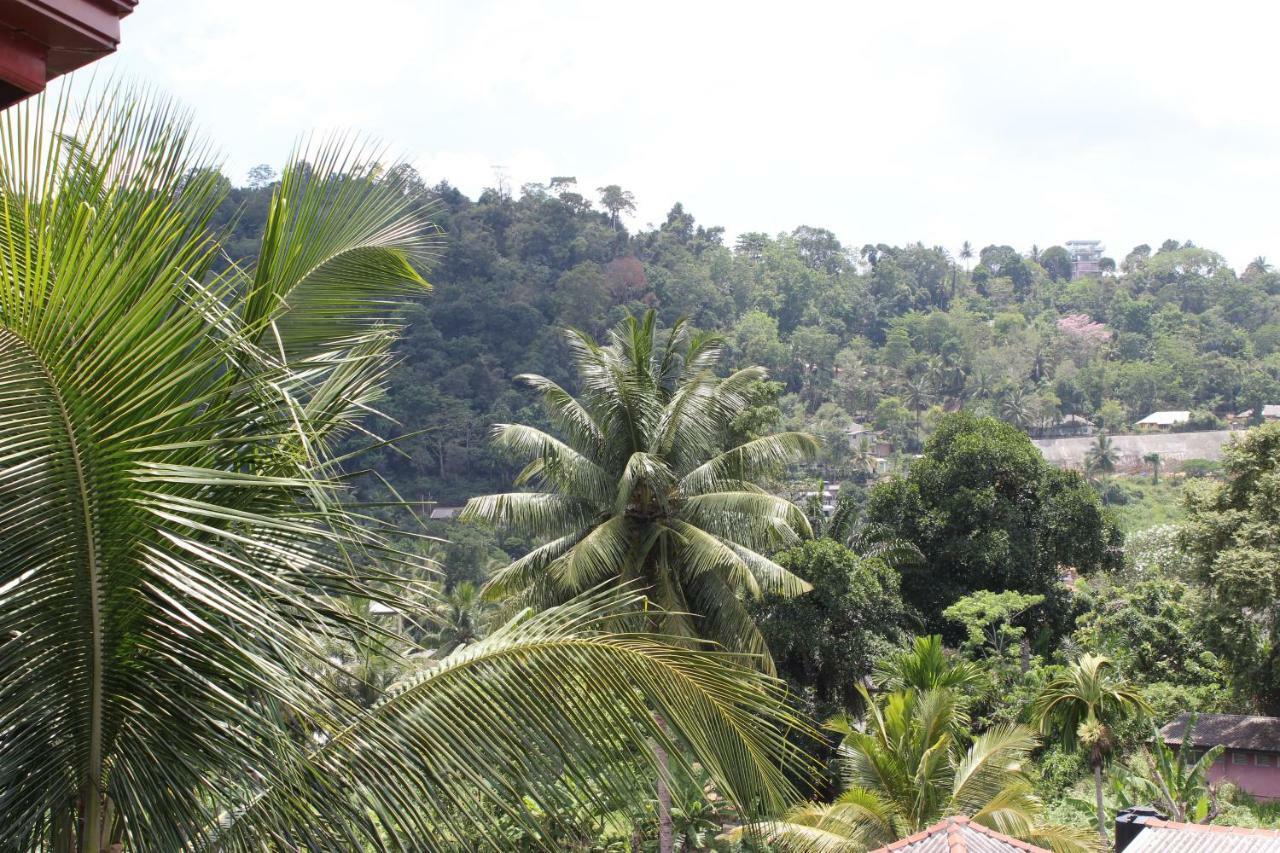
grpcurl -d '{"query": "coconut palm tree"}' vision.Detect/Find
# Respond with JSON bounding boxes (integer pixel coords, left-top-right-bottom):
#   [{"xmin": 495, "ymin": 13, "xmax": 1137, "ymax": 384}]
[
  {"xmin": 736, "ymin": 687, "xmax": 1095, "ymax": 852},
  {"xmin": 1085, "ymin": 434, "xmax": 1118, "ymax": 474},
  {"xmin": 901, "ymin": 374, "xmax": 936, "ymax": 443},
  {"xmin": 430, "ymin": 580, "xmax": 491, "ymax": 655},
  {"xmin": 960, "ymin": 240, "xmax": 974, "ymax": 270},
  {"xmin": 848, "ymin": 435, "xmax": 880, "ymax": 481},
  {"xmin": 1143, "ymin": 451, "xmax": 1161, "ymax": 484},
  {"xmin": 1032, "ymin": 654, "xmax": 1151, "ymax": 844},
  {"xmin": 999, "ymin": 385, "xmax": 1034, "ymax": 430},
  {"xmin": 826, "ymin": 499, "xmax": 923, "ymax": 573},
  {"xmin": 465, "ymin": 312, "xmax": 818, "ymax": 665},
  {"xmin": 0, "ymin": 88, "xmax": 808, "ymax": 851},
  {"xmin": 463, "ymin": 310, "xmax": 817, "ymax": 850},
  {"xmin": 873, "ymin": 635, "xmax": 985, "ymax": 696}
]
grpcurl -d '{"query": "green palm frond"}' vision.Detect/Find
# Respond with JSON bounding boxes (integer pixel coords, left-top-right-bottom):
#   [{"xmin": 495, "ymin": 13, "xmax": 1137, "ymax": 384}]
[
  {"xmin": 1, "ymin": 88, "xmax": 813, "ymax": 852},
  {"xmin": 208, "ymin": 588, "xmax": 811, "ymax": 850},
  {"xmin": 742, "ymin": 686, "xmax": 1088, "ymax": 853}
]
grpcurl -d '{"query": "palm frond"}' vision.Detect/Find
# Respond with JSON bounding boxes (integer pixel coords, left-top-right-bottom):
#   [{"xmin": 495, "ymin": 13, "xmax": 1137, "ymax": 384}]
[{"xmin": 209, "ymin": 589, "xmax": 812, "ymax": 850}]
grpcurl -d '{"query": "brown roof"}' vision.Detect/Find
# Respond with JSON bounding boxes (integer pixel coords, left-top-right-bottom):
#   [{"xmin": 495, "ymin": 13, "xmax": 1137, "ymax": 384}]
[
  {"xmin": 1126, "ymin": 818, "xmax": 1280, "ymax": 852},
  {"xmin": 1161, "ymin": 713, "xmax": 1280, "ymax": 752},
  {"xmin": 870, "ymin": 816, "xmax": 1049, "ymax": 852}
]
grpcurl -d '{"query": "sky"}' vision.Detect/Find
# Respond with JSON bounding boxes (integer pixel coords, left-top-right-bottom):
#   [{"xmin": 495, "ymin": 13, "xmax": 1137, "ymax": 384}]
[{"xmin": 98, "ymin": 0, "xmax": 1280, "ymax": 269}]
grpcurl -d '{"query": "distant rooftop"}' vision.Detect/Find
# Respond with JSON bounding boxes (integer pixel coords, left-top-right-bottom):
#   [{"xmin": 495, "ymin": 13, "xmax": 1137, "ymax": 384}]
[
  {"xmin": 1161, "ymin": 713, "xmax": 1280, "ymax": 753},
  {"xmin": 870, "ymin": 816, "xmax": 1048, "ymax": 852},
  {"xmin": 1136, "ymin": 410, "xmax": 1190, "ymax": 426},
  {"xmin": 429, "ymin": 506, "xmax": 464, "ymax": 520}
]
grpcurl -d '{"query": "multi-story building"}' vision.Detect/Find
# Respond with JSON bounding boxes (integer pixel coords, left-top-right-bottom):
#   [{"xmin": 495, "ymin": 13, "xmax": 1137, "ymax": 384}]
[{"xmin": 1066, "ymin": 239, "xmax": 1105, "ymax": 279}]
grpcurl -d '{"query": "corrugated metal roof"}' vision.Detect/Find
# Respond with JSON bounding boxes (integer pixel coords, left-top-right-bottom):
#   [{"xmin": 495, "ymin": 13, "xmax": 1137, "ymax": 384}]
[
  {"xmin": 1126, "ymin": 819, "xmax": 1280, "ymax": 852},
  {"xmin": 1136, "ymin": 410, "xmax": 1191, "ymax": 425},
  {"xmin": 870, "ymin": 816, "xmax": 1049, "ymax": 852},
  {"xmin": 1161, "ymin": 713, "xmax": 1280, "ymax": 752}
]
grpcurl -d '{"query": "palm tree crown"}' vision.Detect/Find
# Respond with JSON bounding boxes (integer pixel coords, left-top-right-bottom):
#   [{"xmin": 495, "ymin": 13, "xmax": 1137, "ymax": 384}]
[
  {"xmin": 739, "ymin": 686, "xmax": 1094, "ymax": 852},
  {"xmin": 1032, "ymin": 654, "xmax": 1150, "ymax": 842},
  {"xmin": 465, "ymin": 311, "xmax": 818, "ymax": 669}
]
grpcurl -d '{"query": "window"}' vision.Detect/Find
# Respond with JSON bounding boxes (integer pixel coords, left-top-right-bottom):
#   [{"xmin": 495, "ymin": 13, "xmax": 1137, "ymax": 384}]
[
  {"xmin": 1233, "ymin": 751, "xmax": 1250, "ymax": 766},
  {"xmin": 1258, "ymin": 753, "xmax": 1275, "ymax": 767}
]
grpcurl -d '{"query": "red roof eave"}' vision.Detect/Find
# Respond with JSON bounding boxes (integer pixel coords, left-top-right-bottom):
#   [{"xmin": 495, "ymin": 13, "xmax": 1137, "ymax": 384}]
[{"xmin": 0, "ymin": 0, "xmax": 137, "ymax": 107}]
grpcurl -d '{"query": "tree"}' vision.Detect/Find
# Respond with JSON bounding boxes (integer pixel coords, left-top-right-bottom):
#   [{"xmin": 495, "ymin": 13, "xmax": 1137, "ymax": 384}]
[
  {"xmin": 245, "ymin": 162, "xmax": 278, "ymax": 188},
  {"xmin": 999, "ymin": 384, "xmax": 1034, "ymax": 430},
  {"xmin": 462, "ymin": 310, "xmax": 817, "ymax": 851},
  {"xmin": 866, "ymin": 413, "xmax": 1119, "ymax": 633},
  {"xmin": 1127, "ymin": 716, "xmax": 1223, "ymax": 823},
  {"xmin": 959, "ymin": 240, "xmax": 973, "ymax": 270},
  {"xmin": 1032, "ymin": 655, "xmax": 1151, "ymax": 843},
  {"xmin": 597, "ymin": 183, "xmax": 637, "ymax": 230},
  {"xmin": 943, "ymin": 590, "xmax": 1045, "ymax": 662},
  {"xmin": 751, "ymin": 538, "xmax": 907, "ymax": 717},
  {"xmin": 1143, "ymin": 451, "xmax": 1161, "ymax": 484},
  {"xmin": 1040, "ymin": 245, "xmax": 1073, "ymax": 282},
  {"xmin": 826, "ymin": 498, "xmax": 923, "ymax": 570},
  {"xmin": 1085, "ymin": 433, "xmax": 1118, "ymax": 474},
  {"xmin": 0, "ymin": 89, "xmax": 809, "ymax": 851},
  {"xmin": 872, "ymin": 634, "xmax": 985, "ymax": 696},
  {"xmin": 429, "ymin": 580, "xmax": 490, "ymax": 654},
  {"xmin": 1181, "ymin": 423, "xmax": 1280, "ymax": 712},
  {"xmin": 738, "ymin": 687, "xmax": 1094, "ymax": 852},
  {"xmin": 901, "ymin": 374, "xmax": 936, "ymax": 442}
]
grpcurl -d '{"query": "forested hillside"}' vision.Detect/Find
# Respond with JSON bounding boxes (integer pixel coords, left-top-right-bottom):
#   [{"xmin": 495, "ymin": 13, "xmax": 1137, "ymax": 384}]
[{"xmin": 219, "ymin": 168, "xmax": 1280, "ymax": 508}]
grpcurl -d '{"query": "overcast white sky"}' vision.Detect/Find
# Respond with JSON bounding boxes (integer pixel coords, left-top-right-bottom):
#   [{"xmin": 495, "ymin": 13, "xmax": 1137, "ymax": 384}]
[{"xmin": 98, "ymin": 1, "xmax": 1280, "ymax": 269}]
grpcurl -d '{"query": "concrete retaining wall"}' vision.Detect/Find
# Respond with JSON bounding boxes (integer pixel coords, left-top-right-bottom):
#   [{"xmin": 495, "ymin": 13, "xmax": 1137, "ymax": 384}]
[{"xmin": 1032, "ymin": 430, "xmax": 1236, "ymax": 471}]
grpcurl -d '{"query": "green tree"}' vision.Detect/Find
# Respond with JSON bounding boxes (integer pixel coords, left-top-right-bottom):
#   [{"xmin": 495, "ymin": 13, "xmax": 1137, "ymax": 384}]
[
  {"xmin": 872, "ymin": 634, "xmax": 985, "ymax": 696},
  {"xmin": 1040, "ymin": 245, "xmax": 1074, "ymax": 282},
  {"xmin": 866, "ymin": 413, "xmax": 1119, "ymax": 633},
  {"xmin": 738, "ymin": 687, "xmax": 1094, "ymax": 852},
  {"xmin": 598, "ymin": 183, "xmax": 637, "ymax": 230},
  {"xmin": 429, "ymin": 580, "xmax": 490, "ymax": 654},
  {"xmin": 463, "ymin": 310, "xmax": 817, "ymax": 851},
  {"xmin": 0, "ymin": 90, "xmax": 809, "ymax": 852},
  {"xmin": 1125, "ymin": 716, "xmax": 1223, "ymax": 823},
  {"xmin": 1143, "ymin": 451, "xmax": 1161, "ymax": 484},
  {"xmin": 1181, "ymin": 423, "xmax": 1280, "ymax": 712},
  {"xmin": 901, "ymin": 374, "xmax": 936, "ymax": 441},
  {"xmin": 943, "ymin": 590, "xmax": 1045, "ymax": 662},
  {"xmin": 1085, "ymin": 433, "xmax": 1118, "ymax": 474},
  {"xmin": 1032, "ymin": 655, "xmax": 1151, "ymax": 843},
  {"xmin": 751, "ymin": 538, "xmax": 907, "ymax": 717}
]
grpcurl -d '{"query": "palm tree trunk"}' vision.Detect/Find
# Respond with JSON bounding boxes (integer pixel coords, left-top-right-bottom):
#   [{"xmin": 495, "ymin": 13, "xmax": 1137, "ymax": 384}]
[
  {"xmin": 653, "ymin": 712, "xmax": 675, "ymax": 853},
  {"xmin": 1094, "ymin": 760, "xmax": 1107, "ymax": 844}
]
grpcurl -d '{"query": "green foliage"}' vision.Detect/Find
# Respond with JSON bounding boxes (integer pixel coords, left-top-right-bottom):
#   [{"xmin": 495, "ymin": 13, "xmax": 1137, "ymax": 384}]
[
  {"xmin": 752, "ymin": 538, "xmax": 908, "ymax": 717},
  {"xmin": 866, "ymin": 413, "xmax": 1120, "ymax": 636},
  {"xmin": 1181, "ymin": 423, "xmax": 1280, "ymax": 712},
  {"xmin": 738, "ymin": 687, "xmax": 1096, "ymax": 853},
  {"xmin": 0, "ymin": 89, "xmax": 816, "ymax": 851},
  {"xmin": 463, "ymin": 311, "xmax": 818, "ymax": 671},
  {"xmin": 1032, "ymin": 655, "xmax": 1151, "ymax": 840},
  {"xmin": 945, "ymin": 590, "xmax": 1046, "ymax": 659}
]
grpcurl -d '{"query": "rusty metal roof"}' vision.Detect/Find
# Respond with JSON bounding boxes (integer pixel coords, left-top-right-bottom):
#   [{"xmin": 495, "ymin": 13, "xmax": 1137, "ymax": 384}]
[
  {"xmin": 870, "ymin": 816, "xmax": 1049, "ymax": 852},
  {"xmin": 1126, "ymin": 819, "xmax": 1280, "ymax": 852}
]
